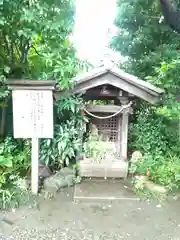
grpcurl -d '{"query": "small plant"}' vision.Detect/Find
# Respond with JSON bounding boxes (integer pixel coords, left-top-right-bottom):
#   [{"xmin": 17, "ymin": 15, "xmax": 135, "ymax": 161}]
[
  {"xmin": 40, "ymin": 116, "xmax": 86, "ymax": 169},
  {"xmin": 84, "ymin": 135, "xmax": 110, "ymax": 163},
  {"xmin": 129, "ymin": 105, "xmax": 180, "ymax": 192},
  {"xmin": 130, "ymin": 153, "xmax": 180, "ymax": 192},
  {"xmin": 40, "ymin": 122, "xmax": 82, "ymax": 168},
  {"xmin": 40, "ymin": 95, "xmax": 87, "ymax": 170},
  {"xmin": 0, "ymin": 137, "xmax": 31, "ymax": 208}
]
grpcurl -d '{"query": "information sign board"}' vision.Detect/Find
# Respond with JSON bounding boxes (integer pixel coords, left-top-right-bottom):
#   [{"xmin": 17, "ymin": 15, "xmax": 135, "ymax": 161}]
[{"xmin": 12, "ymin": 90, "xmax": 53, "ymax": 138}]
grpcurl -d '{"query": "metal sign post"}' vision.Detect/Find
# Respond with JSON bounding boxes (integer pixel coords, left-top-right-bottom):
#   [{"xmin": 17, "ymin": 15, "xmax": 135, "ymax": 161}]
[{"xmin": 8, "ymin": 81, "xmax": 55, "ymax": 195}]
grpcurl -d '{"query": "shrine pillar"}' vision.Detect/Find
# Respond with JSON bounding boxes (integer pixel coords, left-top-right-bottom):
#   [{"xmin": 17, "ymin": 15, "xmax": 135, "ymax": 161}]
[{"xmin": 119, "ymin": 97, "xmax": 132, "ymax": 160}]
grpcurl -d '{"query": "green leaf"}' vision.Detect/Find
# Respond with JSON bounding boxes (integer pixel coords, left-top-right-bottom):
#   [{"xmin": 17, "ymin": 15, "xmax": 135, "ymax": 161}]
[
  {"xmin": 0, "ymin": 156, "xmax": 13, "ymax": 168},
  {"xmin": 4, "ymin": 66, "xmax": 10, "ymax": 74}
]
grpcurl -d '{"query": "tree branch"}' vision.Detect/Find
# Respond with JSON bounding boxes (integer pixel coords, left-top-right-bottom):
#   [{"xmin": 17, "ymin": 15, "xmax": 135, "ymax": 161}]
[
  {"xmin": 31, "ymin": 45, "xmax": 43, "ymax": 56},
  {"xmin": 10, "ymin": 40, "xmax": 15, "ymax": 69},
  {"xmin": 3, "ymin": 34, "xmax": 10, "ymax": 58},
  {"xmin": 14, "ymin": 40, "xmax": 21, "ymax": 59}
]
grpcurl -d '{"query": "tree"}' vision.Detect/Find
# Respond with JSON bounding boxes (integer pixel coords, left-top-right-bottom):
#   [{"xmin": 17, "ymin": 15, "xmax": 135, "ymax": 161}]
[
  {"xmin": 0, "ymin": 0, "xmax": 88, "ymax": 205},
  {"xmin": 160, "ymin": 0, "xmax": 180, "ymax": 34},
  {"xmin": 111, "ymin": 0, "xmax": 180, "ymax": 76},
  {"xmin": 111, "ymin": 0, "xmax": 180, "ymax": 119},
  {"xmin": 0, "ymin": 0, "xmax": 78, "ymax": 137},
  {"xmin": 0, "ymin": 0, "xmax": 77, "ymax": 85},
  {"xmin": 111, "ymin": 0, "xmax": 180, "ymax": 189}
]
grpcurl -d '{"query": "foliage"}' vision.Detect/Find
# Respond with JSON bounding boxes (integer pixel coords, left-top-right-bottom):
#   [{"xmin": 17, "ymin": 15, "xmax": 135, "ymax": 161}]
[
  {"xmin": 111, "ymin": 0, "xmax": 180, "ymax": 77},
  {"xmin": 148, "ymin": 59, "xmax": 180, "ymax": 120},
  {"xmin": 0, "ymin": 0, "xmax": 76, "ymax": 76},
  {"xmin": 40, "ymin": 95, "xmax": 88, "ymax": 169},
  {"xmin": 0, "ymin": 137, "xmax": 30, "ymax": 207},
  {"xmin": 130, "ymin": 154, "xmax": 180, "ymax": 191},
  {"xmin": 129, "ymin": 107, "xmax": 180, "ymax": 155},
  {"xmin": 0, "ymin": 0, "xmax": 89, "ymax": 165},
  {"xmin": 84, "ymin": 135, "xmax": 107, "ymax": 163},
  {"xmin": 0, "ymin": 0, "xmax": 78, "ymax": 99},
  {"xmin": 40, "ymin": 122, "xmax": 82, "ymax": 168},
  {"xmin": 1, "ymin": 137, "xmax": 30, "ymax": 172},
  {"xmin": 111, "ymin": 0, "xmax": 180, "ymax": 190},
  {"xmin": 129, "ymin": 106, "xmax": 180, "ymax": 190},
  {"xmin": 0, "ymin": 0, "xmax": 89, "ymax": 208},
  {"xmin": 83, "ymin": 132, "xmax": 121, "ymax": 164}
]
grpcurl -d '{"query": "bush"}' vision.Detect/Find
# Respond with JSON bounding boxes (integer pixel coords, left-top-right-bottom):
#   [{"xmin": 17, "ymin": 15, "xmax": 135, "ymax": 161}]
[
  {"xmin": 0, "ymin": 137, "xmax": 31, "ymax": 208},
  {"xmin": 131, "ymin": 153, "xmax": 180, "ymax": 191},
  {"xmin": 40, "ymin": 95, "xmax": 88, "ymax": 170},
  {"xmin": 129, "ymin": 106, "xmax": 178, "ymax": 155},
  {"xmin": 129, "ymin": 105, "xmax": 180, "ymax": 191},
  {"xmin": 40, "ymin": 122, "xmax": 83, "ymax": 168},
  {"xmin": 84, "ymin": 135, "xmax": 107, "ymax": 163}
]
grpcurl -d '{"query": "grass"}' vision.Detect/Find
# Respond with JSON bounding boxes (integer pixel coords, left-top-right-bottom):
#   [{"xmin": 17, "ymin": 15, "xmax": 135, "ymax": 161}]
[{"xmin": 0, "ymin": 184, "xmax": 38, "ymax": 210}]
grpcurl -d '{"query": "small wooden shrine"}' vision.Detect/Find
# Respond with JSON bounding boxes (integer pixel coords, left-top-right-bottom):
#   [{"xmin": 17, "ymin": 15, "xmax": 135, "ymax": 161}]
[{"xmin": 57, "ymin": 64, "xmax": 164, "ymax": 178}]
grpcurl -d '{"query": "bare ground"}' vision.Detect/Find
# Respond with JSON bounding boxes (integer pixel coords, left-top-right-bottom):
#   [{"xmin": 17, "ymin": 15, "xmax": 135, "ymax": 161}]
[{"xmin": 0, "ymin": 186, "xmax": 180, "ymax": 240}]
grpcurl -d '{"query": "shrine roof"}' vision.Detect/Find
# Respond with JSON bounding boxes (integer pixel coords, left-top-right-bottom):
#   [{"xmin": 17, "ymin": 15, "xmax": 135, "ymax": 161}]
[{"xmin": 68, "ymin": 64, "xmax": 164, "ymax": 104}]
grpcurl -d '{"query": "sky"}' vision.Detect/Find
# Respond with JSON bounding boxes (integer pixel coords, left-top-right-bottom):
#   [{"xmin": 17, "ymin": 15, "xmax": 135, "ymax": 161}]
[{"xmin": 73, "ymin": 0, "xmax": 117, "ymax": 65}]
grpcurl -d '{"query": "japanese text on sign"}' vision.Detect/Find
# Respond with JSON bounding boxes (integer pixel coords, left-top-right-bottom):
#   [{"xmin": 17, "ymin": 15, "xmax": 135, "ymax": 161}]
[{"xmin": 12, "ymin": 90, "xmax": 53, "ymax": 138}]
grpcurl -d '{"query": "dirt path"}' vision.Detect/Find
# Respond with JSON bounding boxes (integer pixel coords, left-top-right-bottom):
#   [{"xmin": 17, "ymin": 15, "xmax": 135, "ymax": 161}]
[{"xmin": 0, "ymin": 187, "xmax": 180, "ymax": 240}]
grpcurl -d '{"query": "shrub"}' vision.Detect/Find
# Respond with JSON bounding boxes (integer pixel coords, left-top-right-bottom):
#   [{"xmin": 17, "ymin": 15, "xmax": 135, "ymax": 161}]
[
  {"xmin": 131, "ymin": 153, "xmax": 180, "ymax": 191},
  {"xmin": 0, "ymin": 137, "xmax": 31, "ymax": 208},
  {"xmin": 40, "ymin": 95, "xmax": 88, "ymax": 170},
  {"xmin": 129, "ymin": 106, "xmax": 177, "ymax": 155},
  {"xmin": 40, "ymin": 122, "xmax": 83, "ymax": 168},
  {"xmin": 129, "ymin": 105, "xmax": 180, "ymax": 191}
]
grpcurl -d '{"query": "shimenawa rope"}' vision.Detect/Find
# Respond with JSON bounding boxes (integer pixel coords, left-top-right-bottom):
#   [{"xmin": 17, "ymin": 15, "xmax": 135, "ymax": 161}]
[{"xmin": 84, "ymin": 101, "xmax": 132, "ymax": 120}]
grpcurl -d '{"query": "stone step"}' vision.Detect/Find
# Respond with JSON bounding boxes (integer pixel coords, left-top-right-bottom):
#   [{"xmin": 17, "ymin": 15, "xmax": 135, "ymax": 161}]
[
  {"xmin": 74, "ymin": 179, "xmax": 139, "ymax": 203},
  {"xmin": 79, "ymin": 159, "xmax": 128, "ymax": 178}
]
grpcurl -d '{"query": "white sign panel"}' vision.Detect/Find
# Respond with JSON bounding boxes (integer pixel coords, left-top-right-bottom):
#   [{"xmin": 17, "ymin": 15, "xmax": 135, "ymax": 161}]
[{"xmin": 12, "ymin": 90, "xmax": 53, "ymax": 138}]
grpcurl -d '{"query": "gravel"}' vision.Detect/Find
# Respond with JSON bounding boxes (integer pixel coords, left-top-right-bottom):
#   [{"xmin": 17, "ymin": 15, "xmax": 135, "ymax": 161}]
[{"xmin": 0, "ymin": 188, "xmax": 180, "ymax": 239}]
